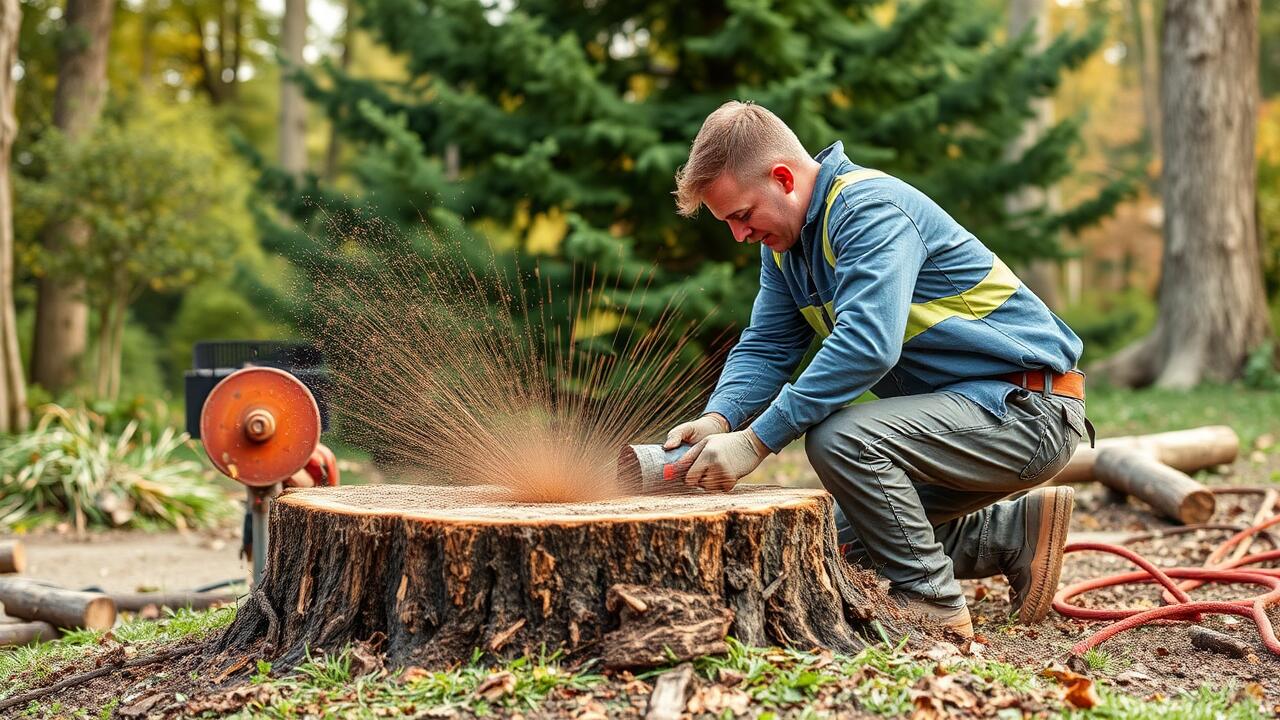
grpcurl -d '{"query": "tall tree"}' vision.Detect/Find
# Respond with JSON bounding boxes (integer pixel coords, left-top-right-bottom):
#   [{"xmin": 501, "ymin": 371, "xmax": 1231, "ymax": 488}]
[
  {"xmin": 29, "ymin": 0, "xmax": 114, "ymax": 395},
  {"xmin": 1006, "ymin": 0, "xmax": 1061, "ymax": 310},
  {"xmin": 323, "ymin": 0, "xmax": 354, "ymax": 181},
  {"xmin": 1127, "ymin": 0, "xmax": 1161, "ymax": 162},
  {"xmin": 257, "ymin": 0, "xmax": 1131, "ymax": 350},
  {"xmin": 278, "ymin": 0, "xmax": 307, "ymax": 177},
  {"xmin": 1097, "ymin": 0, "xmax": 1268, "ymax": 387},
  {"xmin": 0, "ymin": 0, "xmax": 27, "ymax": 432}
]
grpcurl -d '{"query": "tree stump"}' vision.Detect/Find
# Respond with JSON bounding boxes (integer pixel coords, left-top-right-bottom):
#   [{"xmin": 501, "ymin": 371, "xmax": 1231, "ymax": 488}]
[{"xmin": 213, "ymin": 484, "xmax": 899, "ymax": 669}]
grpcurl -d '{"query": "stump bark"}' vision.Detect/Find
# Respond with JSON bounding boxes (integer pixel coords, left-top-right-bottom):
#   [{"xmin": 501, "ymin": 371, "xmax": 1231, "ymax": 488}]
[{"xmin": 214, "ymin": 484, "xmax": 899, "ymax": 669}]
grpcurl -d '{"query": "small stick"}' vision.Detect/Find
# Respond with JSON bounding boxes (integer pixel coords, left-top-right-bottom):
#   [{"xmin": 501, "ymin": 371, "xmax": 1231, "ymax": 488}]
[
  {"xmin": 1189, "ymin": 626, "xmax": 1250, "ymax": 659},
  {"xmin": 1228, "ymin": 490, "xmax": 1279, "ymax": 563},
  {"xmin": 0, "ymin": 644, "xmax": 199, "ymax": 712}
]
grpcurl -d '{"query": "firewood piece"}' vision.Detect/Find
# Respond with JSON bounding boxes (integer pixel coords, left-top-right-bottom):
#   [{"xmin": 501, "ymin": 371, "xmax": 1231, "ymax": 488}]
[
  {"xmin": 211, "ymin": 484, "xmax": 901, "ymax": 671},
  {"xmin": 645, "ymin": 663, "xmax": 695, "ymax": 720},
  {"xmin": 1189, "ymin": 626, "xmax": 1249, "ymax": 658},
  {"xmin": 0, "ymin": 578, "xmax": 116, "ymax": 630},
  {"xmin": 1052, "ymin": 426, "xmax": 1239, "ymax": 485},
  {"xmin": 1093, "ymin": 448, "xmax": 1215, "ymax": 524},
  {"xmin": 602, "ymin": 585, "xmax": 733, "ymax": 670},
  {"xmin": 0, "ymin": 620, "xmax": 54, "ymax": 646},
  {"xmin": 0, "ymin": 540, "xmax": 24, "ymax": 574},
  {"xmin": 110, "ymin": 591, "xmax": 238, "ymax": 613}
]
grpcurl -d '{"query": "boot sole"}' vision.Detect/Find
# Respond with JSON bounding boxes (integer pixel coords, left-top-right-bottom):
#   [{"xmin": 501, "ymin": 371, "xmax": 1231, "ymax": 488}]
[{"xmin": 1019, "ymin": 486, "xmax": 1074, "ymax": 624}]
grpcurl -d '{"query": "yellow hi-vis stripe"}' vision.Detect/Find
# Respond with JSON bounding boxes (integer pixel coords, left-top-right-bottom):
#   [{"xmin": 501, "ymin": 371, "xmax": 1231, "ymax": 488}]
[
  {"xmin": 903, "ymin": 256, "xmax": 1021, "ymax": 343},
  {"xmin": 772, "ymin": 167, "xmax": 1022, "ymax": 344}
]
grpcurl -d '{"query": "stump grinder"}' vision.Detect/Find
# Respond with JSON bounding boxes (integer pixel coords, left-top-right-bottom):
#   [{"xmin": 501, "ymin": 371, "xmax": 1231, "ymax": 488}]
[{"xmin": 185, "ymin": 341, "xmax": 339, "ymax": 587}]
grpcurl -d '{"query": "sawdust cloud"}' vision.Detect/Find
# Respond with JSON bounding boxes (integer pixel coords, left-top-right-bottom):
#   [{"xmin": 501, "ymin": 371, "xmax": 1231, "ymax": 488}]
[{"xmin": 304, "ymin": 216, "xmax": 727, "ymax": 503}]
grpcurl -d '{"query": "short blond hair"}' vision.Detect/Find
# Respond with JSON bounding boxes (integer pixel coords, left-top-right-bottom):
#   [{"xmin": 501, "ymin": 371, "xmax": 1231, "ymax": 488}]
[{"xmin": 673, "ymin": 101, "xmax": 810, "ymax": 217}]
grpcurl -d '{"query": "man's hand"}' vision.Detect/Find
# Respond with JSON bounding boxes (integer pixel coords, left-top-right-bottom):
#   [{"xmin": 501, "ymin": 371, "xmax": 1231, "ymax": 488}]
[
  {"xmin": 682, "ymin": 429, "xmax": 771, "ymax": 492},
  {"xmin": 663, "ymin": 413, "xmax": 730, "ymax": 450}
]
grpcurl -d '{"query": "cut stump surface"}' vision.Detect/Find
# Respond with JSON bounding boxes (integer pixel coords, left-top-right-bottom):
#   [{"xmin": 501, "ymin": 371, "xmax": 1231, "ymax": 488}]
[{"xmin": 214, "ymin": 484, "xmax": 899, "ymax": 669}]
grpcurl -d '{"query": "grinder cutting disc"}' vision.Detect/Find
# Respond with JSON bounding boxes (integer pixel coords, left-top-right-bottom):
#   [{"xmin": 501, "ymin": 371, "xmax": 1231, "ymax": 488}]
[{"xmin": 200, "ymin": 366, "xmax": 321, "ymax": 487}]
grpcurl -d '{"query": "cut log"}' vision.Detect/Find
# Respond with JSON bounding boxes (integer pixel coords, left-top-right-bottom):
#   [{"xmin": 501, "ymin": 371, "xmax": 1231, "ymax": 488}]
[
  {"xmin": 0, "ymin": 620, "xmax": 55, "ymax": 646},
  {"xmin": 1093, "ymin": 448, "xmax": 1215, "ymax": 524},
  {"xmin": 1051, "ymin": 426, "xmax": 1238, "ymax": 485},
  {"xmin": 0, "ymin": 578, "xmax": 116, "ymax": 630},
  {"xmin": 0, "ymin": 540, "xmax": 25, "ymax": 573},
  {"xmin": 110, "ymin": 591, "xmax": 238, "ymax": 613},
  {"xmin": 212, "ymin": 484, "xmax": 901, "ymax": 670}
]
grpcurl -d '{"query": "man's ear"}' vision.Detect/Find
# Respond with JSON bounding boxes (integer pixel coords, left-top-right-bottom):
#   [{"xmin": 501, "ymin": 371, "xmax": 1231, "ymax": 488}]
[{"xmin": 770, "ymin": 164, "xmax": 795, "ymax": 194}]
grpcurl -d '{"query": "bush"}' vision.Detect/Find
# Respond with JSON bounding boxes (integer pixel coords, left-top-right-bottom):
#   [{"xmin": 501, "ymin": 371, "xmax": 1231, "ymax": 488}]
[{"xmin": 0, "ymin": 405, "xmax": 236, "ymax": 533}]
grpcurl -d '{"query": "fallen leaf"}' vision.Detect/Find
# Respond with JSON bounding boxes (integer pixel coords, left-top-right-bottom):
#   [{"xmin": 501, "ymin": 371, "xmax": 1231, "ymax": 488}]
[
  {"xmin": 475, "ymin": 671, "xmax": 517, "ymax": 701},
  {"xmin": 400, "ymin": 666, "xmax": 431, "ymax": 683},
  {"xmin": 1064, "ymin": 678, "xmax": 1099, "ymax": 709},
  {"xmin": 924, "ymin": 641, "xmax": 960, "ymax": 661}
]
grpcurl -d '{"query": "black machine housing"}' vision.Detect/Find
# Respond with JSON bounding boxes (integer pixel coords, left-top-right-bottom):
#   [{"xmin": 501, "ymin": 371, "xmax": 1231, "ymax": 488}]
[{"xmin": 183, "ymin": 340, "xmax": 330, "ymax": 438}]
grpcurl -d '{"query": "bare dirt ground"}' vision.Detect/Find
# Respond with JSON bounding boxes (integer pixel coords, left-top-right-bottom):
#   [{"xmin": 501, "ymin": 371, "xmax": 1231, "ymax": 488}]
[{"xmin": 10, "ymin": 526, "xmax": 246, "ymax": 594}]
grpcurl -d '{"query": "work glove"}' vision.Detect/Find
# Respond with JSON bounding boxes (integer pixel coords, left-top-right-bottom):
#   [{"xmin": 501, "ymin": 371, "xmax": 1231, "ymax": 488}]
[
  {"xmin": 663, "ymin": 413, "xmax": 730, "ymax": 450},
  {"xmin": 682, "ymin": 429, "xmax": 771, "ymax": 492}
]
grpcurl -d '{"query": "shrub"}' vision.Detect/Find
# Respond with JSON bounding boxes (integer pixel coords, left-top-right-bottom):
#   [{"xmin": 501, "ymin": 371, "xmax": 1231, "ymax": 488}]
[{"xmin": 0, "ymin": 405, "xmax": 236, "ymax": 532}]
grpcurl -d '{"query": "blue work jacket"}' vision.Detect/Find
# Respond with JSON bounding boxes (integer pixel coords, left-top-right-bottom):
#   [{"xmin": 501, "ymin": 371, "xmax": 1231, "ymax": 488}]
[{"xmin": 704, "ymin": 142, "xmax": 1083, "ymax": 452}]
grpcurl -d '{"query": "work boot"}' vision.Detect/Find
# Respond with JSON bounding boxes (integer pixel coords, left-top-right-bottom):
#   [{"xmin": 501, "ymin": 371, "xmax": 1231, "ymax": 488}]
[
  {"xmin": 1004, "ymin": 486, "xmax": 1075, "ymax": 624},
  {"xmin": 894, "ymin": 594, "xmax": 974, "ymax": 639}
]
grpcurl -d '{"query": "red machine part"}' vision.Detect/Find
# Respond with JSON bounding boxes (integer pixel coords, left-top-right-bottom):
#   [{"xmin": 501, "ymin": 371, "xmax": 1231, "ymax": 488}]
[
  {"xmin": 287, "ymin": 444, "xmax": 341, "ymax": 488},
  {"xmin": 1053, "ymin": 491, "xmax": 1280, "ymax": 657},
  {"xmin": 200, "ymin": 366, "xmax": 322, "ymax": 487}
]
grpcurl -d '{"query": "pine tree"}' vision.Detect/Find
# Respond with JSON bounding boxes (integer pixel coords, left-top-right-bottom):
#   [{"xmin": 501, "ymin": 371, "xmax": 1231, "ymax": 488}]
[{"xmin": 257, "ymin": 0, "xmax": 1132, "ymax": 349}]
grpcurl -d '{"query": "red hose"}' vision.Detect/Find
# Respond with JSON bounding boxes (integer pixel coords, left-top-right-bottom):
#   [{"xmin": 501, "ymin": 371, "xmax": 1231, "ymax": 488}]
[{"xmin": 1052, "ymin": 503, "xmax": 1280, "ymax": 657}]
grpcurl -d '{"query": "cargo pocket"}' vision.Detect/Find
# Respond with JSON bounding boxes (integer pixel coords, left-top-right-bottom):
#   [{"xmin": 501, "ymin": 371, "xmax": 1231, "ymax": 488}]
[{"xmin": 1019, "ymin": 400, "xmax": 1085, "ymax": 482}]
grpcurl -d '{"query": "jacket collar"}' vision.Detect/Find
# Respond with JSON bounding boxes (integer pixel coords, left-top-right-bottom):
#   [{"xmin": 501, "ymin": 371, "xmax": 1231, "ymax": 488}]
[{"xmin": 803, "ymin": 141, "xmax": 853, "ymax": 228}]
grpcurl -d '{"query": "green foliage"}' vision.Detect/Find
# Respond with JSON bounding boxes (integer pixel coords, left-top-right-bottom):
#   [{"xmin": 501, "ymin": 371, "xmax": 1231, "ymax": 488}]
[
  {"xmin": 163, "ymin": 282, "xmax": 295, "ymax": 390},
  {"xmin": 0, "ymin": 405, "xmax": 236, "ymax": 532},
  {"xmin": 1058, "ymin": 288, "xmax": 1157, "ymax": 364},
  {"xmin": 18, "ymin": 94, "xmax": 253, "ymax": 304},
  {"xmin": 261, "ymin": 0, "xmax": 1132, "ymax": 344}
]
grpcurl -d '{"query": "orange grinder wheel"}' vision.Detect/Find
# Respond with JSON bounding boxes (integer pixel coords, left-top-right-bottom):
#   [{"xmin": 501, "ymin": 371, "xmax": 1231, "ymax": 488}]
[{"xmin": 200, "ymin": 367, "xmax": 322, "ymax": 488}]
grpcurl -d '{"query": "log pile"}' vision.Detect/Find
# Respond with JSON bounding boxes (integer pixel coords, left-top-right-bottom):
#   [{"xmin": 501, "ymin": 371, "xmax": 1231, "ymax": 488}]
[{"xmin": 212, "ymin": 484, "xmax": 903, "ymax": 670}]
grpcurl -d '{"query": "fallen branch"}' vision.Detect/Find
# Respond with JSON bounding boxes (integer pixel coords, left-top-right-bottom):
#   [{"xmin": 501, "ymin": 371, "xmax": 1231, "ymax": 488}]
[
  {"xmin": 1189, "ymin": 626, "xmax": 1250, "ymax": 658},
  {"xmin": 109, "ymin": 591, "xmax": 238, "ymax": 613},
  {"xmin": 0, "ymin": 644, "xmax": 199, "ymax": 713}
]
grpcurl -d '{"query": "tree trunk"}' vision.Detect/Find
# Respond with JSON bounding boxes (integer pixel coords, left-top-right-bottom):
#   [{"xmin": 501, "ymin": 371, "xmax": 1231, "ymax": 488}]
[
  {"xmin": 0, "ymin": 0, "xmax": 26, "ymax": 433},
  {"xmin": 1128, "ymin": 0, "xmax": 1162, "ymax": 163},
  {"xmin": 1005, "ymin": 0, "xmax": 1061, "ymax": 311},
  {"xmin": 212, "ymin": 485, "xmax": 901, "ymax": 670},
  {"xmin": 279, "ymin": 0, "xmax": 307, "ymax": 178},
  {"xmin": 30, "ymin": 0, "xmax": 114, "ymax": 396},
  {"xmin": 1093, "ymin": 0, "xmax": 1268, "ymax": 388},
  {"xmin": 323, "ymin": 0, "xmax": 353, "ymax": 182}
]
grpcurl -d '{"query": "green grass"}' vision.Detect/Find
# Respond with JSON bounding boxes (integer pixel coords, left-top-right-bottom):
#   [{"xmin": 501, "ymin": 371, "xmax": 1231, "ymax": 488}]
[
  {"xmin": 0, "ymin": 605, "xmax": 237, "ymax": 701},
  {"xmin": 1086, "ymin": 383, "xmax": 1280, "ymax": 451}
]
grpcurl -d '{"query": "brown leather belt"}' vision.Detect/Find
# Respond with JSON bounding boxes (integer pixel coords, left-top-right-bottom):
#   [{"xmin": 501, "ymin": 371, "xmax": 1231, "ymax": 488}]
[{"xmin": 999, "ymin": 368, "xmax": 1086, "ymax": 402}]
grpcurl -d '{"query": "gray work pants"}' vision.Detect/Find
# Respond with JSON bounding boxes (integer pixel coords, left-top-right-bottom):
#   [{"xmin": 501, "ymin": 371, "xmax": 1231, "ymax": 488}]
[{"xmin": 805, "ymin": 390, "xmax": 1087, "ymax": 608}]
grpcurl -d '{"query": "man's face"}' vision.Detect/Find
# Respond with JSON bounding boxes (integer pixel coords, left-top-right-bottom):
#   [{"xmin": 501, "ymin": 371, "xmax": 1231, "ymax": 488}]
[{"xmin": 702, "ymin": 165, "xmax": 806, "ymax": 254}]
